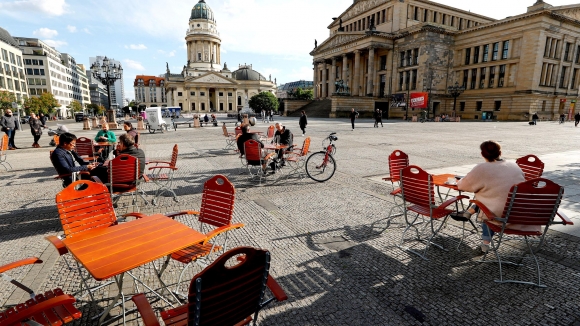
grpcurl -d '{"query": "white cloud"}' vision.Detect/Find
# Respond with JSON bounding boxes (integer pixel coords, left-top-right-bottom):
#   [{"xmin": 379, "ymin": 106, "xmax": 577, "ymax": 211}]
[
  {"xmin": 125, "ymin": 44, "xmax": 147, "ymax": 50},
  {"xmin": 168, "ymin": 51, "xmax": 175, "ymax": 57},
  {"xmin": 43, "ymin": 40, "xmax": 68, "ymax": 48},
  {"xmin": 0, "ymin": 0, "xmax": 68, "ymax": 16},
  {"xmin": 124, "ymin": 59, "xmax": 145, "ymax": 71},
  {"xmin": 33, "ymin": 28, "xmax": 58, "ymax": 39},
  {"xmin": 83, "ymin": 28, "xmax": 91, "ymax": 34},
  {"xmin": 66, "ymin": 25, "xmax": 77, "ymax": 33}
]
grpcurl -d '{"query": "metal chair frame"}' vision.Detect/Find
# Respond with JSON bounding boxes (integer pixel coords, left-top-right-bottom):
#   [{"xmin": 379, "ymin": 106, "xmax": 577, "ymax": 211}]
[
  {"xmin": 281, "ymin": 137, "xmax": 311, "ymax": 180},
  {"xmin": 244, "ymin": 139, "xmax": 276, "ymax": 185},
  {"xmin": 0, "ymin": 134, "xmax": 12, "ymax": 171},
  {"xmin": 222, "ymin": 124, "xmax": 236, "ymax": 150},
  {"xmin": 379, "ymin": 150, "xmax": 409, "ymax": 228},
  {"xmin": 147, "ymin": 144, "xmax": 179, "ymax": 205},
  {"xmin": 108, "ymin": 154, "xmax": 147, "ymax": 211}
]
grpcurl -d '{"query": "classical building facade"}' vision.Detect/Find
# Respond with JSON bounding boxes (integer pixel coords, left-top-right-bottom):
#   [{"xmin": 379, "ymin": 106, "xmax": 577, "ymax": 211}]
[
  {"xmin": 312, "ymin": 0, "xmax": 580, "ymax": 120},
  {"xmin": 0, "ymin": 27, "xmax": 28, "ymax": 103},
  {"xmin": 165, "ymin": 0, "xmax": 276, "ymax": 113},
  {"xmin": 134, "ymin": 75, "xmax": 167, "ymax": 107}
]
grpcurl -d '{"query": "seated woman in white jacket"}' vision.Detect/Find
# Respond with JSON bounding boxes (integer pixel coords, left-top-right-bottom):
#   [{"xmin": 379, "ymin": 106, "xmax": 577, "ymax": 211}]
[{"xmin": 456, "ymin": 140, "xmax": 526, "ymax": 253}]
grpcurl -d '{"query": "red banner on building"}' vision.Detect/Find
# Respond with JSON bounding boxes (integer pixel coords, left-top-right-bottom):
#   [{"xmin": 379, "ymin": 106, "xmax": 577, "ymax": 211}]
[{"xmin": 410, "ymin": 92, "xmax": 428, "ymax": 109}]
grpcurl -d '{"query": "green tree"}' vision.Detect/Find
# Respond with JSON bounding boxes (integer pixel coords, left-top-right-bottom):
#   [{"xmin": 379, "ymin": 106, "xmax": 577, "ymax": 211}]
[
  {"xmin": 249, "ymin": 91, "xmax": 279, "ymax": 113},
  {"xmin": 67, "ymin": 100, "xmax": 83, "ymax": 113},
  {"xmin": 0, "ymin": 90, "xmax": 16, "ymax": 110},
  {"xmin": 24, "ymin": 93, "xmax": 59, "ymax": 115},
  {"xmin": 294, "ymin": 87, "xmax": 313, "ymax": 100},
  {"xmin": 96, "ymin": 105, "xmax": 106, "ymax": 116}
]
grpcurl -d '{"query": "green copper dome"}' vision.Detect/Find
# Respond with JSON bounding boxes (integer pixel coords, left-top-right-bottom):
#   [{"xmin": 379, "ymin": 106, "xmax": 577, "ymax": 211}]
[{"xmin": 190, "ymin": 0, "xmax": 215, "ymax": 22}]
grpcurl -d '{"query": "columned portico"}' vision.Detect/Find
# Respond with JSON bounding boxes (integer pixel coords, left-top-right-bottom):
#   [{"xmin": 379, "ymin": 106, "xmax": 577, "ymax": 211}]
[
  {"xmin": 353, "ymin": 50, "xmax": 361, "ymax": 96},
  {"xmin": 367, "ymin": 47, "xmax": 375, "ymax": 97}
]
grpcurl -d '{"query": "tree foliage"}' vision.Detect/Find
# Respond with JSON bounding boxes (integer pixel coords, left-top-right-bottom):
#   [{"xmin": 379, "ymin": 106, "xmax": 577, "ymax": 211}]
[
  {"xmin": 23, "ymin": 93, "xmax": 59, "ymax": 115},
  {"xmin": 0, "ymin": 90, "xmax": 16, "ymax": 110},
  {"xmin": 67, "ymin": 100, "xmax": 83, "ymax": 113},
  {"xmin": 288, "ymin": 87, "xmax": 313, "ymax": 100},
  {"xmin": 249, "ymin": 91, "xmax": 279, "ymax": 113}
]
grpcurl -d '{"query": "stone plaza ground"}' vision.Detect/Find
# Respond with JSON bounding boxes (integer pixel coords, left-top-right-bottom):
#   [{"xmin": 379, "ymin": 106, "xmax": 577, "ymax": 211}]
[{"xmin": 1, "ymin": 116, "xmax": 580, "ymax": 325}]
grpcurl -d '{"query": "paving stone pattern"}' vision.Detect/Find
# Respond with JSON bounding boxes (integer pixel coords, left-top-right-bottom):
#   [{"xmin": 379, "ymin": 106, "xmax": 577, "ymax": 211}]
[{"xmin": 1, "ymin": 118, "xmax": 580, "ymax": 325}]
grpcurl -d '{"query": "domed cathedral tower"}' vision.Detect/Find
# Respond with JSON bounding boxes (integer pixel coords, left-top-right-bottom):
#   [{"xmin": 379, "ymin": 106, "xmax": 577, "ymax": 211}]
[{"xmin": 186, "ymin": 0, "xmax": 221, "ymax": 72}]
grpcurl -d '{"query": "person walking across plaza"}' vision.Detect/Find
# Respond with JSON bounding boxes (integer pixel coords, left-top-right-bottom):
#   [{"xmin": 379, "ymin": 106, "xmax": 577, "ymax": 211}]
[
  {"xmin": 575, "ymin": 112, "xmax": 580, "ymax": 127},
  {"xmin": 269, "ymin": 110, "xmax": 274, "ymax": 122},
  {"xmin": 373, "ymin": 109, "xmax": 383, "ymax": 127},
  {"xmin": 1, "ymin": 109, "xmax": 18, "ymax": 149},
  {"xmin": 349, "ymin": 108, "xmax": 359, "ymax": 130},
  {"xmin": 261, "ymin": 110, "xmax": 266, "ymax": 123},
  {"xmin": 299, "ymin": 110, "xmax": 307, "ymax": 136},
  {"xmin": 532, "ymin": 113, "xmax": 539, "ymax": 125},
  {"xmin": 28, "ymin": 113, "xmax": 44, "ymax": 148},
  {"xmin": 39, "ymin": 113, "xmax": 48, "ymax": 128}
]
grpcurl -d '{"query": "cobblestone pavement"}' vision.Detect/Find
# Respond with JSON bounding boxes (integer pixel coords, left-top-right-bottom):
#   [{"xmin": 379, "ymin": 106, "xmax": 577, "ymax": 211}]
[{"xmin": 1, "ymin": 117, "xmax": 580, "ymax": 325}]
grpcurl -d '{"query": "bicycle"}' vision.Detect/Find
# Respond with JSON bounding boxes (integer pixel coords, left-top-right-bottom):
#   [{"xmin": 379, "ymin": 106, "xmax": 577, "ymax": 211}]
[{"xmin": 305, "ymin": 132, "xmax": 337, "ymax": 182}]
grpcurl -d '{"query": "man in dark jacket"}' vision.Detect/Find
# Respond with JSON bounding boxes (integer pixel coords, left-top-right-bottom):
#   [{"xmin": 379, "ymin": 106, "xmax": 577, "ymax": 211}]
[
  {"xmin": 1, "ymin": 109, "xmax": 18, "ymax": 149},
  {"xmin": 575, "ymin": 112, "xmax": 580, "ymax": 127},
  {"xmin": 51, "ymin": 132, "xmax": 98, "ymax": 187},
  {"xmin": 274, "ymin": 123, "xmax": 293, "ymax": 162},
  {"xmin": 116, "ymin": 133, "xmax": 146, "ymax": 177},
  {"xmin": 373, "ymin": 109, "xmax": 383, "ymax": 127},
  {"xmin": 349, "ymin": 108, "xmax": 359, "ymax": 130},
  {"xmin": 236, "ymin": 124, "xmax": 263, "ymax": 155}
]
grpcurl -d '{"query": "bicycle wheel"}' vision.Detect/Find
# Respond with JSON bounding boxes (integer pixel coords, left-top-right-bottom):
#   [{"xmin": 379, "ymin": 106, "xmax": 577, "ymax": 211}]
[{"xmin": 305, "ymin": 152, "xmax": 336, "ymax": 182}]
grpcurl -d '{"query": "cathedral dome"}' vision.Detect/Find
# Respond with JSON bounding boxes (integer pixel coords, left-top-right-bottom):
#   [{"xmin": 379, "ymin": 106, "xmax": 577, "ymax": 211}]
[
  {"xmin": 232, "ymin": 65, "xmax": 267, "ymax": 81},
  {"xmin": 190, "ymin": 0, "xmax": 215, "ymax": 22}
]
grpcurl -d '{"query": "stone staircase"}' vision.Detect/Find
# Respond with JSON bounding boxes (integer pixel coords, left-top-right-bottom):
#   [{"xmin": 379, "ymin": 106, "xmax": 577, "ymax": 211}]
[{"xmin": 288, "ymin": 99, "xmax": 332, "ymax": 118}]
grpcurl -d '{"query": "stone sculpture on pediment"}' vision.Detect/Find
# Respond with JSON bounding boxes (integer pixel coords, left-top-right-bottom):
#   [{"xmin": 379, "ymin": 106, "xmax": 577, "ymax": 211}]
[
  {"xmin": 554, "ymin": 8, "xmax": 580, "ymax": 21},
  {"xmin": 193, "ymin": 73, "xmax": 234, "ymax": 84}
]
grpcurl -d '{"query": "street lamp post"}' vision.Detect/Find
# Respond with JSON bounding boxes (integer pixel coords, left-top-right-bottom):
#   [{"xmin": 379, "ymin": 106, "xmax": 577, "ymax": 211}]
[
  {"xmin": 90, "ymin": 57, "xmax": 123, "ymax": 129},
  {"xmin": 447, "ymin": 82, "xmax": 465, "ymax": 116}
]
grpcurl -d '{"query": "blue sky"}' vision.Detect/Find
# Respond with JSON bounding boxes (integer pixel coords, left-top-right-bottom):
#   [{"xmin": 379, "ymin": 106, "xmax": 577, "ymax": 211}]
[{"xmin": 0, "ymin": 0, "xmax": 574, "ymax": 101}]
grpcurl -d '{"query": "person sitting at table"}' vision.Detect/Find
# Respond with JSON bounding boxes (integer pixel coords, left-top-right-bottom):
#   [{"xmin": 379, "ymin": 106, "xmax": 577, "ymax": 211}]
[
  {"xmin": 273, "ymin": 123, "xmax": 293, "ymax": 164},
  {"xmin": 455, "ymin": 140, "xmax": 526, "ymax": 253},
  {"xmin": 123, "ymin": 121, "xmax": 139, "ymax": 146},
  {"xmin": 115, "ymin": 133, "xmax": 146, "ymax": 177},
  {"xmin": 94, "ymin": 123, "xmax": 117, "ymax": 162},
  {"xmin": 51, "ymin": 132, "xmax": 99, "ymax": 187},
  {"xmin": 236, "ymin": 123, "xmax": 263, "ymax": 156}
]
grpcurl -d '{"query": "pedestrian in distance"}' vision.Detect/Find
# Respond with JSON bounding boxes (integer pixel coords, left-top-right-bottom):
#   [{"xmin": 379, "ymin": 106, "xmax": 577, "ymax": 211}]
[
  {"xmin": 269, "ymin": 110, "xmax": 274, "ymax": 122},
  {"xmin": 39, "ymin": 113, "xmax": 48, "ymax": 128},
  {"xmin": 373, "ymin": 109, "xmax": 383, "ymax": 127},
  {"xmin": 29, "ymin": 113, "xmax": 43, "ymax": 148},
  {"xmin": 560, "ymin": 113, "xmax": 566, "ymax": 124},
  {"xmin": 0, "ymin": 109, "xmax": 18, "ymax": 149},
  {"xmin": 575, "ymin": 112, "xmax": 580, "ymax": 127},
  {"xmin": 532, "ymin": 113, "xmax": 539, "ymax": 125},
  {"xmin": 261, "ymin": 110, "xmax": 266, "ymax": 123},
  {"xmin": 349, "ymin": 108, "xmax": 359, "ymax": 130},
  {"xmin": 299, "ymin": 110, "xmax": 307, "ymax": 136}
]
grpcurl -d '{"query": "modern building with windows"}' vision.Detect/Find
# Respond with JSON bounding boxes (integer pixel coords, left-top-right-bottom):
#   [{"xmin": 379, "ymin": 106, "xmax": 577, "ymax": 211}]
[
  {"xmin": 134, "ymin": 75, "xmax": 167, "ymax": 107},
  {"xmin": 311, "ymin": 0, "xmax": 580, "ymax": 120},
  {"xmin": 164, "ymin": 0, "xmax": 276, "ymax": 113},
  {"xmin": 77, "ymin": 64, "xmax": 91, "ymax": 107},
  {"xmin": 89, "ymin": 56, "xmax": 125, "ymax": 109},
  {"xmin": 277, "ymin": 80, "xmax": 314, "ymax": 99},
  {"xmin": 0, "ymin": 27, "xmax": 28, "ymax": 104}
]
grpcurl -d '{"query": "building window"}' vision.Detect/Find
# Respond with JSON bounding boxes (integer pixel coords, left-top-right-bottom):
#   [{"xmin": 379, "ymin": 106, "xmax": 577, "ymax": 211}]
[
  {"xmin": 442, "ymin": 14, "xmax": 446, "ymax": 25},
  {"xmin": 498, "ymin": 65, "xmax": 505, "ymax": 87},
  {"xmin": 433, "ymin": 12, "xmax": 438, "ymax": 23},
  {"xmin": 502, "ymin": 41, "xmax": 509, "ymax": 60},
  {"xmin": 460, "ymin": 102, "xmax": 465, "ymax": 111},
  {"xmin": 494, "ymin": 101, "xmax": 501, "ymax": 111},
  {"xmin": 473, "ymin": 46, "xmax": 479, "ymax": 64},
  {"xmin": 414, "ymin": 7, "xmax": 419, "ymax": 20},
  {"xmin": 399, "ymin": 72, "xmax": 404, "ymax": 91},
  {"xmin": 238, "ymin": 96, "xmax": 242, "ymax": 106},
  {"xmin": 229, "ymin": 103, "xmax": 233, "ymax": 110},
  {"xmin": 411, "ymin": 69, "xmax": 417, "ymax": 90},
  {"xmin": 476, "ymin": 101, "xmax": 482, "ymax": 111},
  {"xmin": 482, "ymin": 44, "xmax": 489, "ymax": 62},
  {"xmin": 560, "ymin": 66, "xmax": 567, "ymax": 88},
  {"xmin": 177, "ymin": 92, "xmax": 183, "ymax": 96},
  {"xmin": 405, "ymin": 71, "xmax": 410, "ymax": 90},
  {"xmin": 407, "ymin": 50, "xmax": 412, "ymax": 66},
  {"xmin": 219, "ymin": 103, "xmax": 224, "ymax": 111},
  {"xmin": 479, "ymin": 67, "xmax": 486, "ymax": 89},
  {"xmin": 191, "ymin": 103, "xmax": 195, "ymax": 110},
  {"xmin": 190, "ymin": 91, "xmax": 195, "ymax": 96},
  {"xmin": 219, "ymin": 92, "xmax": 224, "ymax": 96},
  {"xmin": 228, "ymin": 92, "xmax": 233, "ymax": 96},
  {"xmin": 544, "ymin": 37, "xmax": 551, "ymax": 57},
  {"xmin": 571, "ymin": 68, "xmax": 578, "ymax": 89},
  {"xmin": 462, "ymin": 69, "xmax": 468, "ymax": 88},
  {"xmin": 201, "ymin": 103, "xmax": 205, "ymax": 110},
  {"xmin": 451, "ymin": 16, "xmax": 455, "ymax": 27},
  {"xmin": 465, "ymin": 48, "xmax": 471, "ymax": 65},
  {"xmin": 489, "ymin": 66, "xmax": 495, "ymax": 88},
  {"xmin": 564, "ymin": 42, "xmax": 572, "ymax": 61},
  {"xmin": 400, "ymin": 51, "xmax": 405, "ymax": 67},
  {"xmin": 200, "ymin": 92, "xmax": 205, "ymax": 96},
  {"xmin": 413, "ymin": 49, "xmax": 419, "ymax": 65},
  {"xmin": 492, "ymin": 42, "xmax": 499, "ymax": 61},
  {"xmin": 459, "ymin": 18, "xmax": 463, "ymax": 30},
  {"xmin": 380, "ymin": 55, "xmax": 387, "ymax": 70},
  {"xmin": 470, "ymin": 68, "xmax": 477, "ymax": 89}
]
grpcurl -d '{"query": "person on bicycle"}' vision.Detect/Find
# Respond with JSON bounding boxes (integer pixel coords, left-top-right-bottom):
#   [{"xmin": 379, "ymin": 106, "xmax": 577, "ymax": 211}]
[{"xmin": 349, "ymin": 108, "xmax": 359, "ymax": 130}]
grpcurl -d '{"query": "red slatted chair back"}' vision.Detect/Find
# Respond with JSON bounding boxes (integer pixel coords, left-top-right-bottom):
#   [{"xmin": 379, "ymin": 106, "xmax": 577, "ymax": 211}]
[
  {"xmin": 187, "ymin": 247, "xmax": 270, "ymax": 326},
  {"xmin": 199, "ymin": 174, "xmax": 235, "ymax": 228},
  {"xmin": 234, "ymin": 126, "xmax": 242, "ymax": 136},
  {"xmin": 267, "ymin": 125, "xmax": 275, "ymax": 138},
  {"xmin": 501, "ymin": 178, "xmax": 563, "ymax": 226},
  {"xmin": 169, "ymin": 144, "xmax": 178, "ymax": 167},
  {"xmin": 74, "ymin": 137, "xmax": 94, "ymax": 158},
  {"xmin": 400, "ymin": 165, "xmax": 434, "ymax": 207},
  {"xmin": 516, "ymin": 155, "xmax": 544, "ymax": 181},
  {"xmin": 109, "ymin": 154, "xmax": 139, "ymax": 190},
  {"xmin": 300, "ymin": 137, "xmax": 311, "ymax": 157},
  {"xmin": 244, "ymin": 140, "xmax": 263, "ymax": 166},
  {"xmin": 388, "ymin": 150, "xmax": 409, "ymax": 183},
  {"xmin": 55, "ymin": 180, "xmax": 117, "ymax": 237}
]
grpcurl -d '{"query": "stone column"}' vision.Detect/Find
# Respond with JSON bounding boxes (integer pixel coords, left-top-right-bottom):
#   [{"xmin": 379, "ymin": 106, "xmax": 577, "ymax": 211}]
[
  {"xmin": 353, "ymin": 50, "xmax": 361, "ymax": 96},
  {"xmin": 342, "ymin": 54, "xmax": 348, "ymax": 87},
  {"xmin": 313, "ymin": 61, "xmax": 319, "ymax": 98},
  {"xmin": 367, "ymin": 47, "xmax": 375, "ymax": 96},
  {"xmin": 321, "ymin": 61, "xmax": 328, "ymax": 98},
  {"xmin": 216, "ymin": 88, "xmax": 220, "ymax": 111},
  {"xmin": 329, "ymin": 57, "xmax": 337, "ymax": 95}
]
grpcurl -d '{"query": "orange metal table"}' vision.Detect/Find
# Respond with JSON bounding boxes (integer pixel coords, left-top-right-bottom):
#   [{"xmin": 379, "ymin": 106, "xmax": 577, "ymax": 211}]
[
  {"xmin": 64, "ymin": 214, "xmax": 205, "ymax": 324},
  {"xmin": 263, "ymin": 144, "xmax": 288, "ymax": 151}
]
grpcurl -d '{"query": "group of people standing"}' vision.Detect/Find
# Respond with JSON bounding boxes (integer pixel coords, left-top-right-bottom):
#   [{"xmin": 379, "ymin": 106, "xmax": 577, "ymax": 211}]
[
  {"xmin": 1, "ymin": 110, "xmax": 48, "ymax": 150},
  {"xmin": 260, "ymin": 110, "xmax": 274, "ymax": 123}
]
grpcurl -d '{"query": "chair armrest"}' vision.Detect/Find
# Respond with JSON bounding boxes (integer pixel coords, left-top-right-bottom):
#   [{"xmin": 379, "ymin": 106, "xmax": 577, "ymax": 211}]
[
  {"xmin": 165, "ymin": 210, "xmax": 199, "ymax": 219},
  {"xmin": 141, "ymin": 174, "xmax": 150, "ymax": 182},
  {"xmin": 266, "ymin": 275, "xmax": 288, "ymax": 302},
  {"xmin": 123, "ymin": 212, "xmax": 148, "ymax": 219},
  {"xmin": 264, "ymin": 152, "xmax": 276, "ymax": 161},
  {"xmin": 204, "ymin": 223, "xmax": 245, "ymax": 244},
  {"xmin": 0, "ymin": 294, "xmax": 77, "ymax": 325},
  {"xmin": 468, "ymin": 199, "xmax": 499, "ymax": 220},
  {"xmin": 0, "ymin": 257, "xmax": 43, "ymax": 274},
  {"xmin": 553, "ymin": 210, "xmax": 574, "ymax": 225},
  {"xmin": 148, "ymin": 165, "xmax": 178, "ymax": 171},
  {"xmin": 45, "ymin": 236, "xmax": 68, "ymax": 256},
  {"xmin": 146, "ymin": 160, "xmax": 170, "ymax": 165},
  {"xmin": 382, "ymin": 176, "xmax": 393, "ymax": 181},
  {"xmin": 438, "ymin": 195, "xmax": 470, "ymax": 209},
  {"xmin": 390, "ymin": 188, "xmax": 401, "ymax": 196},
  {"xmin": 131, "ymin": 294, "xmax": 161, "ymax": 326}
]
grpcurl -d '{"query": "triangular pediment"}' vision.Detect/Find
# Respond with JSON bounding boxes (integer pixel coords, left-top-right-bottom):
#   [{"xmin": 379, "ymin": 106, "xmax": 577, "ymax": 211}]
[
  {"xmin": 551, "ymin": 5, "xmax": 580, "ymax": 21},
  {"xmin": 186, "ymin": 72, "xmax": 236, "ymax": 84},
  {"xmin": 313, "ymin": 33, "xmax": 365, "ymax": 54}
]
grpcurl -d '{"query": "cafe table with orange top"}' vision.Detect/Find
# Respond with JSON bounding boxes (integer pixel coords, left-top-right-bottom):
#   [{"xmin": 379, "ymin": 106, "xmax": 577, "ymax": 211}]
[
  {"xmin": 63, "ymin": 214, "xmax": 205, "ymax": 325},
  {"xmin": 431, "ymin": 173, "xmax": 467, "ymax": 206}
]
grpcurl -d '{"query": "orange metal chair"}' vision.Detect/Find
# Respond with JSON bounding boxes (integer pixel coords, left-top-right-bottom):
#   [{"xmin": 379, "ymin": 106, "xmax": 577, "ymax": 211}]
[
  {"xmin": 74, "ymin": 137, "xmax": 98, "ymax": 162},
  {"xmin": 160, "ymin": 175, "xmax": 244, "ymax": 297},
  {"xmin": 0, "ymin": 134, "xmax": 12, "ymax": 171},
  {"xmin": 108, "ymin": 154, "xmax": 147, "ymax": 210},
  {"xmin": 222, "ymin": 124, "xmax": 236, "ymax": 150},
  {"xmin": 398, "ymin": 165, "xmax": 468, "ymax": 260},
  {"xmin": 516, "ymin": 154, "xmax": 544, "ymax": 181},
  {"xmin": 0, "ymin": 257, "xmax": 82, "ymax": 326},
  {"xmin": 473, "ymin": 178, "xmax": 572, "ymax": 287},
  {"xmin": 244, "ymin": 139, "xmax": 276, "ymax": 184},
  {"xmin": 260, "ymin": 125, "xmax": 275, "ymax": 142},
  {"xmin": 132, "ymin": 247, "xmax": 287, "ymax": 326},
  {"xmin": 379, "ymin": 150, "xmax": 410, "ymax": 227},
  {"xmin": 283, "ymin": 136, "xmax": 311, "ymax": 180},
  {"xmin": 146, "ymin": 144, "xmax": 179, "ymax": 205}
]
